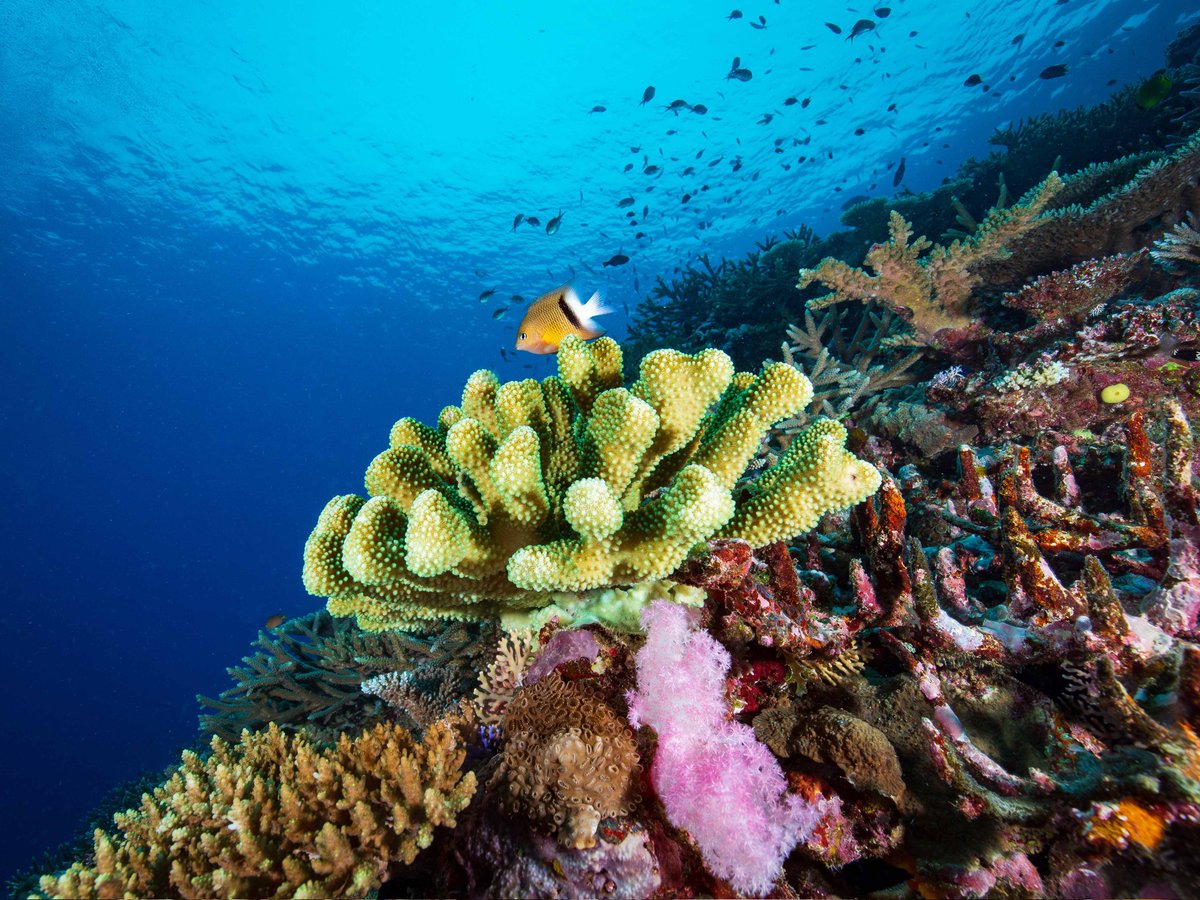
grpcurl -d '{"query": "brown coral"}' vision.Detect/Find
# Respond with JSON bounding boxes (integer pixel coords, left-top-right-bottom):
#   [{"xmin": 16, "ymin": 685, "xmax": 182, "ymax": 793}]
[
  {"xmin": 490, "ymin": 673, "xmax": 641, "ymax": 850},
  {"xmin": 39, "ymin": 721, "xmax": 476, "ymax": 899},
  {"xmin": 799, "ymin": 174, "xmax": 1063, "ymax": 350}
]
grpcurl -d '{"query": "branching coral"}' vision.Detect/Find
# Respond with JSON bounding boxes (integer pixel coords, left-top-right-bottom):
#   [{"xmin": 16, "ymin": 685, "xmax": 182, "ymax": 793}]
[
  {"xmin": 303, "ymin": 336, "xmax": 879, "ymax": 630},
  {"xmin": 197, "ymin": 611, "xmax": 489, "ymax": 741},
  {"xmin": 798, "ymin": 174, "xmax": 1063, "ymax": 350},
  {"xmin": 1151, "ymin": 213, "xmax": 1200, "ymax": 268},
  {"xmin": 38, "ymin": 720, "xmax": 476, "ymax": 899}
]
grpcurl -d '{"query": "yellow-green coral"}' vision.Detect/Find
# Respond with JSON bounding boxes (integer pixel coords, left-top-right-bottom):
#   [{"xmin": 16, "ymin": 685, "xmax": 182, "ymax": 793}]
[
  {"xmin": 38, "ymin": 720, "xmax": 476, "ymax": 899},
  {"xmin": 304, "ymin": 336, "xmax": 880, "ymax": 630},
  {"xmin": 798, "ymin": 173, "xmax": 1063, "ymax": 348}
]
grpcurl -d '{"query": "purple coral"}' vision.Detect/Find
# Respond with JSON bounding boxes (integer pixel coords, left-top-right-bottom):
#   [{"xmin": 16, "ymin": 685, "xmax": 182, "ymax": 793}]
[{"xmin": 626, "ymin": 600, "xmax": 831, "ymax": 895}]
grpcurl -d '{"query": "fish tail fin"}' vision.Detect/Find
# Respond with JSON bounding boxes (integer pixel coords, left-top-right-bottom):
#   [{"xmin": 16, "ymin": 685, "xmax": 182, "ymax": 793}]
[
  {"xmin": 579, "ymin": 290, "xmax": 613, "ymax": 320},
  {"xmin": 566, "ymin": 288, "xmax": 613, "ymax": 337}
]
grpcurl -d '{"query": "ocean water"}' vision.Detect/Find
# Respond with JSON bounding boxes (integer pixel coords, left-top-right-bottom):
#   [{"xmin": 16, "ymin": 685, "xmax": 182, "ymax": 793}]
[{"xmin": 0, "ymin": 0, "xmax": 1195, "ymax": 888}]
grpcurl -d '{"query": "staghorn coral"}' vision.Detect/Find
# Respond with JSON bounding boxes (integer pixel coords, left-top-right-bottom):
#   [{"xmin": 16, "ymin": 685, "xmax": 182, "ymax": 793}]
[
  {"xmin": 775, "ymin": 306, "xmax": 923, "ymax": 435},
  {"xmin": 361, "ymin": 667, "xmax": 462, "ymax": 732},
  {"xmin": 799, "ymin": 174, "xmax": 1064, "ymax": 350},
  {"xmin": 38, "ymin": 720, "xmax": 477, "ymax": 900},
  {"xmin": 303, "ymin": 335, "xmax": 879, "ymax": 630},
  {"xmin": 1152, "ymin": 213, "xmax": 1200, "ymax": 269},
  {"xmin": 490, "ymin": 672, "xmax": 641, "ymax": 850},
  {"xmin": 196, "ymin": 610, "xmax": 489, "ymax": 742}
]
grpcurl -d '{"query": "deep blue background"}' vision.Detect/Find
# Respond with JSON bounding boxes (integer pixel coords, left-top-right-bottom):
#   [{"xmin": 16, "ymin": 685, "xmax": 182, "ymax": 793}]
[{"xmin": 2, "ymin": 0, "xmax": 1196, "ymax": 885}]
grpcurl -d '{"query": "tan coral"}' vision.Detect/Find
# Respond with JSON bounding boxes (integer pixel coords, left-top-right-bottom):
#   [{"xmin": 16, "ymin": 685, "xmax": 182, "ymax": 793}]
[
  {"xmin": 39, "ymin": 720, "xmax": 476, "ymax": 900},
  {"xmin": 490, "ymin": 673, "xmax": 641, "ymax": 849},
  {"xmin": 799, "ymin": 173, "xmax": 1064, "ymax": 349}
]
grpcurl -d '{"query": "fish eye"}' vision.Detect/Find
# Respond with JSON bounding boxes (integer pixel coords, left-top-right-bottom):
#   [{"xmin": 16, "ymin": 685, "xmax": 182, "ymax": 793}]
[{"xmin": 519, "ymin": 332, "xmax": 527, "ymax": 340}]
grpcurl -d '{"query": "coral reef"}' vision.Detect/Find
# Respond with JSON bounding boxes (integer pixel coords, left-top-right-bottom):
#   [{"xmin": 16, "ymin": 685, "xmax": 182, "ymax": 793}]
[
  {"xmin": 303, "ymin": 335, "xmax": 879, "ymax": 630},
  {"xmin": 799, "ymin": 174, "xmax": 1063, "ymax": 351},
  {"xmin": 627, "ymin": 599, "xmax": 833, "ymax": 896},
  {"xmin": 490, "ymin": 672, "xmax": 641, "ymax": 850},
  {"xmin": 197, "ymin": 610, "xmax": 490, "ymax": 741},
  {"xmin": 38, "ymin": 720, "xmax": 476, "ymax": 899}
]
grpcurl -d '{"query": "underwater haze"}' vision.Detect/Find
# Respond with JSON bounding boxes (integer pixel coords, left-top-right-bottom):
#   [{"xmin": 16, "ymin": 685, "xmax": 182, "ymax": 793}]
[{"xmin": 1, "ymin": 0, "xmax": 1197, "ymax": 889}]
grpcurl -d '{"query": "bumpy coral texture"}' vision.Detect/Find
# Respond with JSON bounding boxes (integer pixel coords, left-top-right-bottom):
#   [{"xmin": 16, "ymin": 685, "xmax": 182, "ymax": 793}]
[
  {"xmin": 303, "ymin": 335, "xmax": 880, "ymax": 630},
  {"xmin": 627, "ymin": 600, "xmax": 833, "ymax": 896},
  {"xmin": 38, "ymin": 721, "xmax": 476, "ymax": 900},
  {"xmin": 490, "ymin": 672, "xmax": 642, "ymax": 850}
]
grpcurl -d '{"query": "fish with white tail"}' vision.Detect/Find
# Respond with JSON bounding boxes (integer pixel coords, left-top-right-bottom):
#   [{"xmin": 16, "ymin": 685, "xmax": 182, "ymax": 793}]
[{"xmin": 514, "ymin": 284, "xmax": 612, "ymax": 354}]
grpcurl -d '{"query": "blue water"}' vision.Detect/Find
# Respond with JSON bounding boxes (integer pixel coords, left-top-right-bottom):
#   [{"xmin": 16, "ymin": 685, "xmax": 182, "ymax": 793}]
[{"xmin": 1, "ymin": 0, "xmax": 1195, "ymax": 885}]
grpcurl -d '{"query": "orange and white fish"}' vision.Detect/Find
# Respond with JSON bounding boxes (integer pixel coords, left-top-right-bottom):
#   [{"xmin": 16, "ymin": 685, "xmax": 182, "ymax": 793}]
[{"xmin": 515, "ymin": 284, "xmax": 612, "ymax": 354}]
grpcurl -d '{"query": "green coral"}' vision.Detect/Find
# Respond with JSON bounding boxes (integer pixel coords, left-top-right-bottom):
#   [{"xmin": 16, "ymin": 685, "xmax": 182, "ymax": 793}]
[{"xmin": 303, "ymin": 336, "xmax": 880, "ymax": 630}]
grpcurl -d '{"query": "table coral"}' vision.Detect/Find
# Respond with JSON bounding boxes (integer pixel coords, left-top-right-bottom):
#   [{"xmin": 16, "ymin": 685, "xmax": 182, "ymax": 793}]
[
  {"xmin": 38, "ymin": 720, "xmax": 476, "ymax": 900},
  {"xmin": 303, "ymin": 335, "xmax": 879, "ymax": 630}
]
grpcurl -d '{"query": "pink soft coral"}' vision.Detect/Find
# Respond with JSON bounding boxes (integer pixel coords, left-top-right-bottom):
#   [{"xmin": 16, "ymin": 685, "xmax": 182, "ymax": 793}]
[{"xmin": 627, "ymin": 600, "xmax": 830, "ymax": 896}]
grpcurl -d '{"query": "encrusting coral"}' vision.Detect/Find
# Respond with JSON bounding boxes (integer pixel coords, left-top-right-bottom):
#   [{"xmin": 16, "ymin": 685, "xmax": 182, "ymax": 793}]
[
  {"xmin": 490, "ymin": 672, "xmax": 642, "ymax": 851},
  {"xmin": 303, "ymin": 335, "xmax": 880, "ymax": 630},
  {"xmin": 38, "ymin": 720, "xmax": 476, "ymax": 900}
]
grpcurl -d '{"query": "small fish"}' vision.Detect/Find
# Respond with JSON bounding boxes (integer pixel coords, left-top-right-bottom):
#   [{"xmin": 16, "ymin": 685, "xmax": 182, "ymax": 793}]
[
  {"xmin": 874, "ymin": 6, "xmax": 891, "ymax": 16},
  {"xmin": 1039, "ymin": 64, "xmax": 1068, "ymax": 79},
  {"xmin": 640, "ymin": 85, "xmax": 656, "ymax": 106},
  {"xmin": 1011, "ymin": 32, "xmax": 1025, "ymax": 45},
  {"xmin": 691, "ymin": 103, "xmax": 708, "ymax": 114},
  {"xmin": 758, "ymin": 113, "xmax": 774, "ymax": 125},
  {"xmin": 893, "ymin": 156, "xmax": 906, "ymax": 186},
  {"xmin": 589, "ymin": 105, "xmax": 606, "ymax": 113},
  {"xmin": 618, "ymin": 196, "xmax": 636, "ymax": 207},
  {"xmin": 964, "ymin": 73, "xmax": 983, "ymax": 87},
  {"xmin": 264, "ymin": 614, "xmax": 287, "ymax": 630},
  {"xmin": 474, "ymin": 268, "xmax": 488, "ymax": 278},
  {"xmin": 511, "ymin": 294, "xmax": 525, "ymax": 304},
  {"xmin": 825, "ymin": 21, "xmax": 842, "ymax": 34},
  {"xmin": 479, "ymin": 288, "xmax": 497, "ymax": 302},
  {"xmin": 546, "ymin": 210, "xmax": 564, "ymax": 234},
  {"xmin": 784, "ymin": 96, "xmax": 798, "ymax": 105},
  {"xmin": 1134, "ymin": 72, "xmax": 1172, "ymax": 109},
  {"xmin": 511, "ymin": 213, "xmax": 524, "ymax": 230},
  {"xmin": 624, "ymin": 163, "xmax": 634, "ymax": 172},
  {"xmin": 727, "ymin": 67, "xmax": 753, "ymax": 82},
  {"xmin": 847, "ymin": 19, "xmax": 875, "ymax": 40},
  {"xmin": 526, "ymin": 216, "xmax": 541, "ymax": 227},
  {"xmin": 727, "ymin": 9, "xmax": 742, "ymax": 19},
  {"xmin": 801, "ymin": 97, "xmax": 811, "ymax": 108},
  {"xmin": 750, "ymin": 15, "xmax": 766, "ymax": 29},
  {"xmin": 854, "ymin": 127, "xmax": 865, "ymax": 135},
  {"xmin": 665, "ymin": 99, "xmax": 690, "ymax": 113},
  {"xmin": 515, "ymin": 285, "xmax": 612, "ymax": 354},
  {"xmin": 644, "ymin": 165, "xmax": 660, "ymax": 175},
  {"xmin": 500, "ymin": 348, "xmax": 511, "ymax": 361},
  {"xmin": 492, "ymin": 306, "xmax": 509, "ymax": 320},
  {"xmin": 603, "ymin": 253, "xmax": 630, "ymax": 267},
  {"xmin": 1053, "ymin": 40, "xmax": 1065, "ymax": 48}
]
